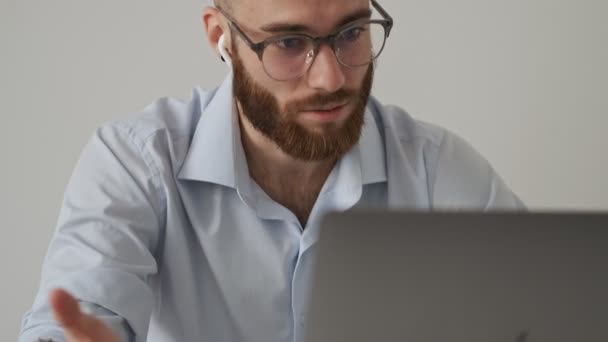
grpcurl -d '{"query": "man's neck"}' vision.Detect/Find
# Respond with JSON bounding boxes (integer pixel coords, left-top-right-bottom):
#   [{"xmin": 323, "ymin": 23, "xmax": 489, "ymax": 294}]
[{"xmin": 237, "ymin": 109, "xmax": 336, "ymax": 226}]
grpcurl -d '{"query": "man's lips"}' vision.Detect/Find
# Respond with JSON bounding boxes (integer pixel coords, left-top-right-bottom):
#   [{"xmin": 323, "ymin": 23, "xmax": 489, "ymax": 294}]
[
  {"xmin": 300, "ymin": 102, "xmax": 349, "ymax": 123},
  {"xmin": 302, "ymin": 102, "xmax": 349, "ymax": 112}
]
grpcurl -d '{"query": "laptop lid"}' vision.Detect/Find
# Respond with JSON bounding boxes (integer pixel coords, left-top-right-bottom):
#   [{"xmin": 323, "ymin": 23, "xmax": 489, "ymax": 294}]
[{"xmin": 305, "ymin": 212, "xmax": 608, "ymax": 342}]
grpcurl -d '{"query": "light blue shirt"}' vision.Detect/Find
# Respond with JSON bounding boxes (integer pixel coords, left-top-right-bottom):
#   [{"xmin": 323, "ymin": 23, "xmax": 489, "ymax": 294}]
[{"xmin": 19, "ymin": 72, "xmax": 523, "ymax": 342}]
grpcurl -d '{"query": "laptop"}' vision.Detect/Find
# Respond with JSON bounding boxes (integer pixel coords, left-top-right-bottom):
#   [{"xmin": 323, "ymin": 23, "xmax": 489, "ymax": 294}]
[{"xmin": 305, "ymin": 211, "xmax": 608, "ymax": 342}]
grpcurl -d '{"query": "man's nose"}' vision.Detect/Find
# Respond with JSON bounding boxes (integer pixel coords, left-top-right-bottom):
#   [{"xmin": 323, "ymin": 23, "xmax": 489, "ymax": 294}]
[{"xmin": 306, "ymin": 44, "xmax": 346, "ymax": 93}]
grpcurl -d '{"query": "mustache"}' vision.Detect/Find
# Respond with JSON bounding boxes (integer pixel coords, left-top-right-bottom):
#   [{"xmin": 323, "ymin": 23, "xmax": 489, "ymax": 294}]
[{"xmin": 284, "ymin": 89, "xmax": 359, "ymax": 114}]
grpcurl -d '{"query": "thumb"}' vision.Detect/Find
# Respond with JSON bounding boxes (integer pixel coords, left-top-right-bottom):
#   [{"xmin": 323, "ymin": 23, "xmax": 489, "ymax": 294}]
[
  {"xmin": 49, "ymin": 288, "xmax": 118, "ymax": 341},
  {"xmin": 49, "ymin": 288, "xmax": 83, "ymax": 329}
]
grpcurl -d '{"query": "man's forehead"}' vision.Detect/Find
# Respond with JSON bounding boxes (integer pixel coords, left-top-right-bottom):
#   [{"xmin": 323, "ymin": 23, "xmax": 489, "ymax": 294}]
[{"xmin": 231, "ymin": 0, "xmax": 370, "ymax": 34}]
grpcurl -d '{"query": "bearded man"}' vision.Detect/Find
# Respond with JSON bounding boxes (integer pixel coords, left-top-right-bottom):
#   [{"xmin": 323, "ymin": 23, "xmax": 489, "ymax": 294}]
[{"xmin": 19, "ymin": 0, "xmax": 523, "ymax": 341}]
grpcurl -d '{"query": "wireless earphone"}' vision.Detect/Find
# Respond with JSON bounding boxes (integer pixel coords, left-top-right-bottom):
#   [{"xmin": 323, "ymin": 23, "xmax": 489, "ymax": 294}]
[{"xmin": 218, "ymin": 34, "xmax": 233, "ymax": 69}]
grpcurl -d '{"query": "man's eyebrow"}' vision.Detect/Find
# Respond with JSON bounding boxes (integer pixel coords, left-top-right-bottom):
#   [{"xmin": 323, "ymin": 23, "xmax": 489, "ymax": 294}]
[{"xmin": 260, "ymin": 8, "xmax": 373, "ymax": 34}]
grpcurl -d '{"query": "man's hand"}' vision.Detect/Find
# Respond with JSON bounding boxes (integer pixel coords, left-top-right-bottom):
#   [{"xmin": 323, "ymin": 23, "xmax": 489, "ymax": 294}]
[{"xmin": 49, "ymin": 289, "xmax": 119, "ymax": 342}]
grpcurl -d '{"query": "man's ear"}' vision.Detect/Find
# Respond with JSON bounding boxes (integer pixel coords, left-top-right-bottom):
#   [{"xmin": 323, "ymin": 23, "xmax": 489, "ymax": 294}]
[{"xmin": 202, "ymin": 6, "xmax": 232, "ymax": 62}]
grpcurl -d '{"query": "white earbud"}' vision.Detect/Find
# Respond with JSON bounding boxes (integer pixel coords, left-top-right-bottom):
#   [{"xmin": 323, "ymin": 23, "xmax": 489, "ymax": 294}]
[{"xmin": 218, "ymin": 34, "xmax": 233, "ymax": 69}]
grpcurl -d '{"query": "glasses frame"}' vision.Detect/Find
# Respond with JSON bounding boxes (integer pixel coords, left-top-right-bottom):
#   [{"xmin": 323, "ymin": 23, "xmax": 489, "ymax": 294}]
[{"xmin": 218, "ymin": 0, "xmax": 394, "ymax": 81}]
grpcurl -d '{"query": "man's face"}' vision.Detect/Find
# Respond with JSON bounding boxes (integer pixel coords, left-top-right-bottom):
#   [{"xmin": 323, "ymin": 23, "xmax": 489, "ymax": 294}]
[{"xmin": 229, "ymin": 0, "xmax": 374, "ymax": 161}]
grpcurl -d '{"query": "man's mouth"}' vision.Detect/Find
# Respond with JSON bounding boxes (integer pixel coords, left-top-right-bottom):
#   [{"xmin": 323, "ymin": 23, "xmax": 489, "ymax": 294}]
[
  {"xmin": 304, "ymin": 102, "xmax": 349, "ymax": 112},
  {"xmin": 300, "ymin": 102, "xmax": 349, "ymax": 123}
]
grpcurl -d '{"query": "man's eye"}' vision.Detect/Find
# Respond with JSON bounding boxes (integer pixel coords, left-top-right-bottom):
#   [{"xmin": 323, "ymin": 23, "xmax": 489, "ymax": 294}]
[
  {"xmin": 274, "ymin": 37, "xmax": 308, "ymax": 51},
  {"xmin": 340, "ymin": 27, "xmax": 365, "ymax": 42}
]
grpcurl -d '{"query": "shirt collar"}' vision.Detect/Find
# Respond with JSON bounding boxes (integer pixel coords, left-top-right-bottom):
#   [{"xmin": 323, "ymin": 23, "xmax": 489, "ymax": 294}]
[
  {"xmin": 358, "ymin": 105, "xmax": 387, "ymax": 185},
  {"xmin": 177, "ymin": 73, "xmax": 387, "ymax": 189},
  {"xmin": 177, "ymin": 71, "xmax": 242, "ymax": 188}
]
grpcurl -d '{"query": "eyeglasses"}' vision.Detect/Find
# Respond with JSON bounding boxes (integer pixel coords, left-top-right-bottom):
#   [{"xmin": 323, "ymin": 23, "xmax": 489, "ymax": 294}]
[{"xmin": 218, "ymin": 0, "xmax": 393, "ymax": 81}]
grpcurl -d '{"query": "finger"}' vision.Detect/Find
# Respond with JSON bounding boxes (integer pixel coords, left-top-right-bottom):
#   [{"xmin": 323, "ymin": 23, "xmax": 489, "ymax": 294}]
[{"xmin": 49, "ymin": 288, "xmax": 83, "ymax": 330}]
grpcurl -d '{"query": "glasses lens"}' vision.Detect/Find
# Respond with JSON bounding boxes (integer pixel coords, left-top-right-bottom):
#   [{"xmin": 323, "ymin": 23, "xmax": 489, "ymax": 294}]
[
  {"xmin": 262, "ymin": 36, "xmax": 314, "ymax": 81},
  {"xmin": 335, "ymin": 22, "xmax": 387, "ymax": 67},
  {"xmin": 259, "ymin": 22, "xmax": 387, "ymax": 80}
]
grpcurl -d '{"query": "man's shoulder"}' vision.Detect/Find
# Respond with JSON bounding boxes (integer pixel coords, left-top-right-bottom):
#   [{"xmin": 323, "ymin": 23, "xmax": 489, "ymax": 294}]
[
  {"xmin": 105, "ymin": 87, "xmax": 213, "ymax": 144},
  {"xmin": 83, "ymin": 86, "xmax": 217, "ymax": 179},
  {"xmin": 370, "ymin": 97, "xmax": 495, "ymax": 177},
  {"xmin": 370, "ymin": 97, "xmax": 524, "ymax": 209}
]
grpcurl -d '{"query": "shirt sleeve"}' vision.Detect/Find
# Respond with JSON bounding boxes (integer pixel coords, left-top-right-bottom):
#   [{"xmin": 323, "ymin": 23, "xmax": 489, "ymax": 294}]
[
  {"xmin": 430, "ymin": 130, "xmax": 526, "ymax": 211},
  {"xmin": 19, "ymin": 122, "xmax": 165, "ymax": 342}
]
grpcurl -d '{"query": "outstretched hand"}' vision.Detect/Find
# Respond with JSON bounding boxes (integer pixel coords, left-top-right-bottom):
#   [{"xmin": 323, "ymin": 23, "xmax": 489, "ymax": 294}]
[{"xmin": 49, "ymin": 289, "xmax": 119, "ymax": 342}]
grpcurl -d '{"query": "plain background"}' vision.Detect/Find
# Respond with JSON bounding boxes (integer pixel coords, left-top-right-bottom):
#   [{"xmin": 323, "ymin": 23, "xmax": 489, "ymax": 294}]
[{"xmin": 2, "ymin": 0, "xmax": 607, "ymax": 339}]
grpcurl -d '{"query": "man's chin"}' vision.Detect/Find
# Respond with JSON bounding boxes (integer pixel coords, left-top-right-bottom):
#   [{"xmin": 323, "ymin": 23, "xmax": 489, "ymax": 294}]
[{"xmin": 271, "ymin": 107, "xmax": 364, "ymax": 161}]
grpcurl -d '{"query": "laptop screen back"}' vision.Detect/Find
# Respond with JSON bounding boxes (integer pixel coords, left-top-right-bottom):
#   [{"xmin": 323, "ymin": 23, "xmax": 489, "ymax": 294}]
[{"xmin": 305, "ymin": 212, "xmax": 608, "ymax": 342}]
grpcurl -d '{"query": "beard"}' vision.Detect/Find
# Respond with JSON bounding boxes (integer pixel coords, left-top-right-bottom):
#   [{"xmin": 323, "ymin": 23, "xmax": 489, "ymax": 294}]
[{"xmin": 231, "ymin": 43, "xmax": 374, "ymax": 161}]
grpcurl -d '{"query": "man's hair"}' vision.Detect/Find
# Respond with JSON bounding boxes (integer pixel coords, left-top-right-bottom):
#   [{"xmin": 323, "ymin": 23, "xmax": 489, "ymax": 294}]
[{"xmin": 214, "ymin": 0, "xmax": 233, "ymax": 14}]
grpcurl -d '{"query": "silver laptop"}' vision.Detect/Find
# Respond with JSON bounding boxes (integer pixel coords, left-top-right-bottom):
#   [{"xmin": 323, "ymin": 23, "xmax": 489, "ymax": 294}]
[{"xmin": 306, "ymin": 211, "xmax": 608, "ymax": 342}]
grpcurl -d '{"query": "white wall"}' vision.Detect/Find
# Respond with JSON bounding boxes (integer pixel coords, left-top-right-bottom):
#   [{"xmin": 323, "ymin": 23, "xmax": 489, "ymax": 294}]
[{"xmin": 2, "ymin": 0, "xmax": 607, "ymax": 339}]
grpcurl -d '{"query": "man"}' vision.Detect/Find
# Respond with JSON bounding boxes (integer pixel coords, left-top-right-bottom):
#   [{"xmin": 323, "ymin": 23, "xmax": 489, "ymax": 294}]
[{"xmin": 19, "ymin": 0, "xmax": 523, "ymax": 341}]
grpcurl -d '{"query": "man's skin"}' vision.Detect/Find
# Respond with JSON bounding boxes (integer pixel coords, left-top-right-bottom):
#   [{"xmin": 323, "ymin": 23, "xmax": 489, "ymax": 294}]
[
  {"xmin": 49, "ymin": 0, "xmax": 372, "ymax": 339},
  {"xmin": 49, "ymin": 289, "xmax": 119, "ymax": 341}
]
